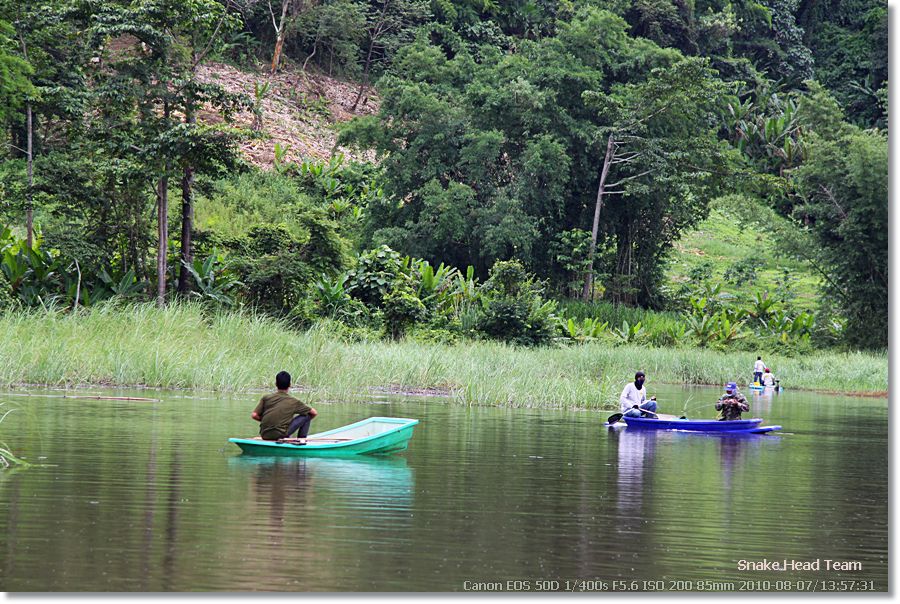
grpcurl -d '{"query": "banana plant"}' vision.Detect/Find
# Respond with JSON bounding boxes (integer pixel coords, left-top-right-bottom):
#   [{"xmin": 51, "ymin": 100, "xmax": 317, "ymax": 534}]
[
  {"xmin": 313, "ymin": 272, "xmax": 351, "ymax": 317},
  {"xmin": 329, "ymin": 198, "xmax": 352, "ymax": 217},
  {"xmin": 416, "ymin": 261, "xmax": 458, "ymax": 306},
  {"xmin": 746, "ymin": 290, "xmax": 779, "ymax": 324},
  {"xmin": 718, "ymin": 303, "xmax": 748, "ymax": 323},
  {"xmin": 611, "ymin": 320, "xmax": 644, "ymax": 345},
  {"xmin": 98, "ymin": 268, "xmax": 144, "ymax": 298},
  {"xmin": 1, "ymin": 249, "xmax": 30, "ymax": 291},
  {"xmin": 182, "ymin": 252, "xmax": 243, "ymax": 306},
  {"xmin": 273, "ymin": 142, "xmax": 291, "ymax": 173},
  {"xmin": 713, "ymin": 313, "xmax": 746, "ymax": 345},
  {"xmin": 1, "ymin": 243, "xmax": 62, "ymax": 306},
  {"xmin": 664, "ymin": 322, "xmax": 687, "ymax": 345},
  {"xmin": 560, "ymin": 317, "xmax": 609, "ymax": 342},
  {"xmin": 685, "ymin": 312, "xmax": 718, "ymax": 346},
  {"xmin": 761, "ymin": 309, "xmax": 792, "ymax": 336},
  {"xmin": 789, "ymin": 311, "xmax": 815, "ymax": 337}
]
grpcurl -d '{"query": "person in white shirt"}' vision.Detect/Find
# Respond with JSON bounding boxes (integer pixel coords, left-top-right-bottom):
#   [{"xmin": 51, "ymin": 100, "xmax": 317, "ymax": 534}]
[
  {"xmin": 761, "ymin": 368, "xmax": 777, "ymax": 387},
  {"xmin": 620, "ymin": 371, "xmax": 658, "ymax": 418},
  {"xmin": 753, "ymin": 356, "xmax": 765, "ymax": 385}
]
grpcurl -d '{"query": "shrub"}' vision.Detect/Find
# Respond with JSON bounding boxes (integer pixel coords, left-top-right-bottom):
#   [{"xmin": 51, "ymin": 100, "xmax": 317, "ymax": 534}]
[
  {"xmin": 346, "ymin": 245, "xmax": 407, "ymax": 308},
  {"xmin": 475, "ymin": 260, "xmax": 558, "ymax": 347},
  {"xmin": 382, "ymin": 283, "xmax": 427, "ymax": 340}
]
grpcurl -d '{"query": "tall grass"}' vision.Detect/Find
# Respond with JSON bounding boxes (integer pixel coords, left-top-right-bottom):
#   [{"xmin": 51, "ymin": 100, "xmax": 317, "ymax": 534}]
[{"xmin": 0, "ymin": 302, "xmax": 886, "ymax": 409}]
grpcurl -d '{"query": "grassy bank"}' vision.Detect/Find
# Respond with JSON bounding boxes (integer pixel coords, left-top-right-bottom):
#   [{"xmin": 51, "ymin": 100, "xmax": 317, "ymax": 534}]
[{"xmin": 0, "ymin": 303, "xmax": 886, "ymax": 409}]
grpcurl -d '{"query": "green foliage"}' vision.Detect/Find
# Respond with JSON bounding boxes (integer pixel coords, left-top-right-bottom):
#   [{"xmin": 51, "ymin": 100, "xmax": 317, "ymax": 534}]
[
  {"xmin": 559, "ymin": 316, "xmax": 609, "ymax": 343},
  {"xmin": 95, "ymin": 268, "xmax": 144, "ymax": 301},
  {"xmin": 182, "ymin": 251, "xmax": 243, "ymax": 307},
  {"xmin": 0, "ymin": 0, "xmax": 886, "ymax": 358},
  {"xmin": 230, "ymin": 225, "xmax": 309, "ymax": 315},
  {"xmin": 723, "ymin": 257, "xmax": 757, "ymax": 285},
  {"xmin": 610, "ymin": 320, "xmax": 645, "ymax": 346},
  {"xmin": 474, "ymin": 260, "xmax": 558, "ymax": 346},
  {"xmin": 382, "ymin": 282, "xmax": 426, "ymax": 339},
  {"xmin": 798, "ymin": 0, "xmax": 886, "ymax": 128},
  {"xmin": 293, "ymin": 0, "xmax": 368, "ymax": 78},
  {"xmin": 0, "ymin": 19, "xmax": 35, "ymax": 123},
  {"xmin": 792, "ymin": 127, "xmax": 887, "ymax": 349},
  {"xmin": 347, "ymin": 245, "xmax": 406, "ymax": 307}
]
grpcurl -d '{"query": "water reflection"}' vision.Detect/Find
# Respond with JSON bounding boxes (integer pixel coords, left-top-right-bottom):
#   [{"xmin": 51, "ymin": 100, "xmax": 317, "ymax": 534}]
[
  {"xmin": 609, "ymin": 428, "xmax": 658, "ymax": 531},
  {"xmin": 750, "ymin": 389, "xmax": 775, "ymax": 414},
  {"xmin": 0, "ymin": 387, "xmax": 886, "ymax": 591},
  {"xmin": 227, "ymin": 455, "xmax": 415, "ymax": 513}
]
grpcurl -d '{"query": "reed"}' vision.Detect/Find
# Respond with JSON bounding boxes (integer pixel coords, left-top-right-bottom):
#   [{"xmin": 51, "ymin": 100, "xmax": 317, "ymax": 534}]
[{"xmin": 0, "ymin": 303, "xmax": 886, "ymax": 409}]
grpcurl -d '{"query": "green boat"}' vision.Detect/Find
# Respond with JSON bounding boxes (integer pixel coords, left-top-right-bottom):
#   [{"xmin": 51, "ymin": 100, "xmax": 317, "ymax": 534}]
[{"xmin": 228, "ymin": 416, "xmax": 419, "ymax": 457}]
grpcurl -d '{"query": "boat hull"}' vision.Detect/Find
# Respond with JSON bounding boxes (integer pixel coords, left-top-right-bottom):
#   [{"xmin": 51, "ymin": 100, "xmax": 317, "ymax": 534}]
[
  {"xmin": 622, "ymin": 416, "xmax": 781, "ymax": 434},
  {"xmin": 229, "ymin": 417, "xmax": 419, "ymax": 457}
]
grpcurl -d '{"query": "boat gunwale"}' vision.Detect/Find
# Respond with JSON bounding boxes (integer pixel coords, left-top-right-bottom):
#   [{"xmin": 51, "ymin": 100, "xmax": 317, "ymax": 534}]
[
  {"xmin": 622, "ymin": 416, "xmax": 765, "ymax": 431},
  {"xmin": 228, "ymin": 416, "xmax": 419, "ymax": 450}
]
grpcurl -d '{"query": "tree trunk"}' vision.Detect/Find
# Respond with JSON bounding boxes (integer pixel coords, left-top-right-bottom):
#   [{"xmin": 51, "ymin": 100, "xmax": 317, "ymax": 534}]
[
  {"xmin": 157, "ymin": 175, "xmax": 169, "ymax": 307},
  {"xmin": 582, "ymin": 134, "xmax": 616, "ymax": 301},
  {"xmin": 177, "ymin": 106, "xmax": 196, "ymax": 296},
  {"xmin": 301, "ymin": 29, "xmax": 319, "ymax": 75},
  {"xmin": 270, "ymin": 0, "xmax": 290, "ymax": 74},
  {"xmin": 351, "ymin": 38, "xmax": 377, "ymax": 111},
  {"xmin": 270, "ymin": 34, "xmax": 286, "ymax": 74},
  {"xmin": 157, "ymin": 103, "xmax": 170, "ymax": 307},
  {"xmin": 25, "ymin": 103, "xmax": 33, "ymax": 248},
  {"xmin": 18, "ymin": 34, "xmax": 34, "ymax": 248}
]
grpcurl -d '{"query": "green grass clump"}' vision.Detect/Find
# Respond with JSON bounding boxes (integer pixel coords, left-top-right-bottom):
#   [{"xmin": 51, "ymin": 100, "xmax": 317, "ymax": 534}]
[{"xmin": 0, "ymin": 303, "xmax": 886, "ymax": 409}]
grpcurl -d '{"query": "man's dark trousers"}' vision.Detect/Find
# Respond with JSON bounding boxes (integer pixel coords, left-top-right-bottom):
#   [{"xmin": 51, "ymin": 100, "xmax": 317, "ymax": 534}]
[{"xmin": 287, "ymin": 414, "xmax": 312, "ymax": 438}]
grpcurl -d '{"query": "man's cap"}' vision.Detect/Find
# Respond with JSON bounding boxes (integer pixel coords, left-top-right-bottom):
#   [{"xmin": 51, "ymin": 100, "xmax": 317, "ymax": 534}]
[
  {"xmin": 635, "ymin": 371, "xmax": 645, "ymax": 378},
  {"xmin": 725, "ymin": 382, "xmax": 737, "ymax": 391}
]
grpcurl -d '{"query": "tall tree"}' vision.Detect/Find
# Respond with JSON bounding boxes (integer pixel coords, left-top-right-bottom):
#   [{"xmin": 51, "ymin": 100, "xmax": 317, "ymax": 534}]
[
  {"xmin": 267, "ymin": 0, "xmax": 312, "ymax": 73},
  {"xmin": 0, "ymin": 17, "xmax": 35, "ymax": 244},
  {"xmin": 89, "ymin": 0, "xmax": 247, "ymax": 305},
  {"xmin": 792, "ymin": 127, "xmax": 887, "ymax": 349},
  {"xmin": 0, "ymin": 19, "xmax": 33, "ymax": 124},
  {"xmin": 350, "ymin": 0, "xmax": 430, "ymax": 111},
  {"xmin": 580, "ymin": 57, "xmax": 731, "ymax": 303},
  {"xmin": 340, "ymin": 9, "xmax": 730, "ymax": 303}
]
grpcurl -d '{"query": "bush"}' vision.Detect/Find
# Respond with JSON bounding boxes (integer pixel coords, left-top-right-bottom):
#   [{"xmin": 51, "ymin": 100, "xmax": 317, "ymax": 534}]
[
  {"xmin": 346, "ymin": 245, "xmax": 407, "ymax": 308},
  {"xmin": 475, "ymin": 260, "xmax": 558, "ymax": 347},
  {"xmin": 723, "ymin": 256, "xmax": 757, "ymax": 284},
  {"xmin": 0, "ymin": 276, "xmax": 14, "ymax": 311},
  {"xmin": 382, "ymin": 283, "xmax": 426, "ymax": 340}
]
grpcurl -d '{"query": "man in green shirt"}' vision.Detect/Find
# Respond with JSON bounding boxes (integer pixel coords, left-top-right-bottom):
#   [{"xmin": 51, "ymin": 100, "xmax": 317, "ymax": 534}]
[
  {"xmin": 715, "ymin": 382, "xmax": 749, "ymax": 421},
  {"xmin": 252, "ymin": 371, "xmax": 318, "ymax": 442}
]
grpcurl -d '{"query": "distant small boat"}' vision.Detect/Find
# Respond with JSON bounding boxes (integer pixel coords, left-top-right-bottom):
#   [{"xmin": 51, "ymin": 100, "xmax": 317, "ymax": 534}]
[
  {"xmin": 621, "ymin": 416, "xmax": 781, "ymax": 434},
  {"xmin": 229, "ymin": 417, "xmax": 419, "ymax": 457},
  {"xmin": 750, "ymin": 383, "xmax": 782, "ymax": 392}
]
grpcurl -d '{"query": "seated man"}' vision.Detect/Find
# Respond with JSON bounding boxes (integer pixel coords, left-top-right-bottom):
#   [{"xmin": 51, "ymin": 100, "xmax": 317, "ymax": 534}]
[
  {"xmin": 620, "ymin": 371, "xmax": 658, "ymax": 418},
  {"xmin": 252, "ymin": 370, "xmax": 318, "ymax": 442},
  {"xmin": 715, "ymin": 382, "xmax": 749, "ymax": 421},
  {"xmin": 761, "ymin": 368, "xmax": 777, "ymax": 387}
]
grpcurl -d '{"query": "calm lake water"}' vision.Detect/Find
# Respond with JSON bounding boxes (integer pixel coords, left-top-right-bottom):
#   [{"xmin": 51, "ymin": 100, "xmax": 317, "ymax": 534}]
[{"xmin": 0, "ymin": 385, "xmax": 888, "ymax": 592}]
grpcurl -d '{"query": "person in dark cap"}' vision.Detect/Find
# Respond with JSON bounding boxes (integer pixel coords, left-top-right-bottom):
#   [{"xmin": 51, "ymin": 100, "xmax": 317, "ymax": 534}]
[
  {"xmin": 620, "ymin": 371, "xmax": 658, "ymax": 418},
  {"xmin": 715, "ymin": 382, "xmax": 749, "ymax": 420}
]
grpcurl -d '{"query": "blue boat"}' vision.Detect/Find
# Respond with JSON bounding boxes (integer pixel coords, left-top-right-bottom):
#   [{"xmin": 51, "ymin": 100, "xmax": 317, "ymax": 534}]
[
  {"xmin": 229, "ymin": 417, "xmax": 419, "ymax": 457},
  {"xmin": 622, "ymin": 416, "xmax": 781, "ymax": 434},
  {"xmin": 749, "ymin": 383, "xmax": 783, "ymax": 392}
]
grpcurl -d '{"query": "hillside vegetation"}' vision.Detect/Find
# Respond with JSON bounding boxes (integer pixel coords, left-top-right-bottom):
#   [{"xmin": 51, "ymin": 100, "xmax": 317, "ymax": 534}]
[{"xmin": 0, "ymin": 0, "xmax": 887, "ymax": 395}]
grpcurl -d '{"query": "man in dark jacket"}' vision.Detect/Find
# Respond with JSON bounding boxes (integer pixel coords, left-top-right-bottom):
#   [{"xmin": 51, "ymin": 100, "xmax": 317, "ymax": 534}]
[{"xmin": 715, "ymin": 382, "xmax": 749, "ymax": 421}]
